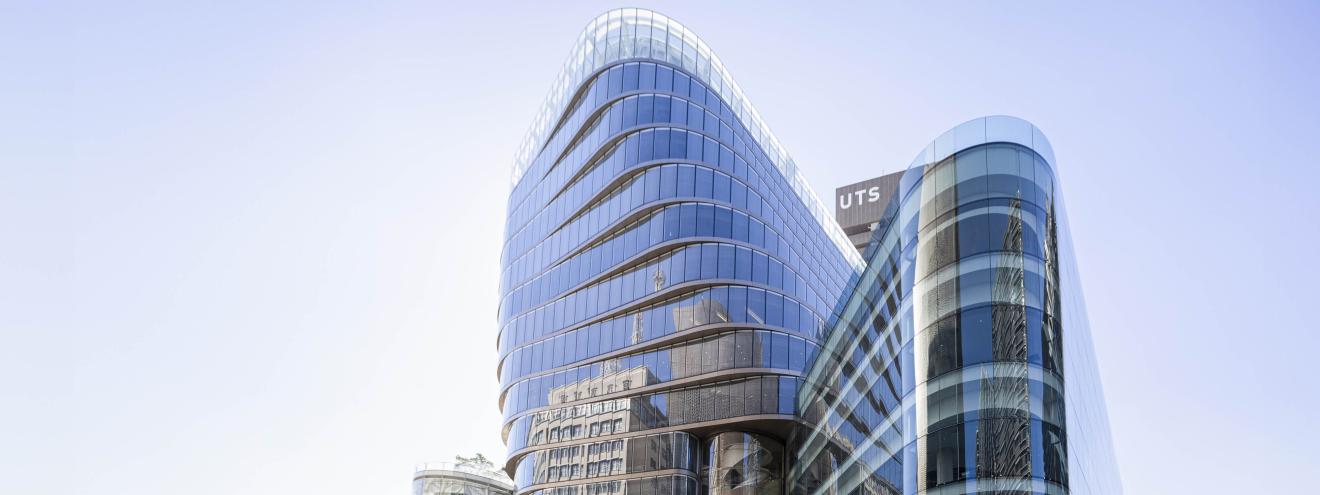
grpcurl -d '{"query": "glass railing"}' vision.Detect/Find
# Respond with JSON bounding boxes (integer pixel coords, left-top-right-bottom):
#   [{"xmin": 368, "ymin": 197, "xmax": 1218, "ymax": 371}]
[
  {"xmin": 509, "ymin": 7, "xmax": 862, "ymax": 269},
  {"xmin": 414, "ymin": 461, "xmax": 515, "ymax": 487}
]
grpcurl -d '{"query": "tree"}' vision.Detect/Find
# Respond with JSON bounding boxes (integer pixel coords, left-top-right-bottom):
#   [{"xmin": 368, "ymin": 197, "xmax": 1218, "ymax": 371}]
[{"xmin": 455, "ymin": 453, "xmax": 494, "ymax": 469}]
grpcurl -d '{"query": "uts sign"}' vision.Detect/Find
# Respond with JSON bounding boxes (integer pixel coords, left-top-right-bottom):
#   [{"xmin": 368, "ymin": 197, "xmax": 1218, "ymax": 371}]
[
  {"xmin": 833, "ymin": 173, "xmax": 902, "ymax": 239},
  {"xmin": 838, "ymin": 186, "xmax": 886, "ymax": 210}
]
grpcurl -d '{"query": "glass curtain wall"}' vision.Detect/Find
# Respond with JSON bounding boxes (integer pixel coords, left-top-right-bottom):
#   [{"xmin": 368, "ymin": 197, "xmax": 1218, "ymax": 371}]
[
  {"xmin": 789, "ymin": 117, "xmax": 1121, "ymax": 495},
  {"xmin": 499, "ymin": 9, "xmax": 860, "ymax": 495}
]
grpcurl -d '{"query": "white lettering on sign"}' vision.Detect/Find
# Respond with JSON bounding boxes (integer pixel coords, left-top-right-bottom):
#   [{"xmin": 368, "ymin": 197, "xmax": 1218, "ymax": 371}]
[{"xmin": 838, "ymin": 186, "xmax": 884, "ymax": 210}]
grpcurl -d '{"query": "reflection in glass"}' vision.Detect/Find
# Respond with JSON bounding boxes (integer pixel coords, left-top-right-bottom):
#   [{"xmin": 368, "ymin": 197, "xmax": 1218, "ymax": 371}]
[{"xmin": 706, "ymin": 432, "xmax": 783, "ymax": 495}]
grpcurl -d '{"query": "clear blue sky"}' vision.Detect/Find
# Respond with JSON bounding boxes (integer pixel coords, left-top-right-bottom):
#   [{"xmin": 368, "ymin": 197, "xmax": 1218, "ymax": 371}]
[{"xmin": 4, "ymin": 1, "xmax": 1317, "ymax": 494}]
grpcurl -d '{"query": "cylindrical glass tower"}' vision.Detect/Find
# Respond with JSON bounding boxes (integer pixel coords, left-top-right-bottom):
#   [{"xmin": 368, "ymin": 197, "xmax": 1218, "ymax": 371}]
[{"xmin": 790, "ymin": 117, "xmax": 1121, "ymax": 495}]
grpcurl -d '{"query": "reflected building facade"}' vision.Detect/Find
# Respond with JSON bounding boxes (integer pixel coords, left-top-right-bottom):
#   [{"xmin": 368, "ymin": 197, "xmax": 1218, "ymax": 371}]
[
  {"xmin": 497, "ymin": 8, "xmax": 862, "ymax": 495},
  {"xmin": 791, "ymin": 117, "xmax": 1121, "ymax": 495},
  {"xmin": 497, "ymin": 8, "xmax": 1120, "ymax": 495}
]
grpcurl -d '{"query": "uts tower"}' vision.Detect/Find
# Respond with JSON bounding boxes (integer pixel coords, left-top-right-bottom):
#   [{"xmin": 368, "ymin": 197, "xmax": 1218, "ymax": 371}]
[
  {"xmin": 792, "ymin": 117, "xmax": 1122, "ymax": 495},
  {"xmin": 497, "ymin": 8, "xmax": 862, "ymax": 495}
]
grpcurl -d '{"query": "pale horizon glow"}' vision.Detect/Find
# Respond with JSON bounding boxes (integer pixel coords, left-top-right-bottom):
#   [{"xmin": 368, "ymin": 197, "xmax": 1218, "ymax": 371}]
[{"xmin": 3, "ymin": 1, "xmax": 1318, "ymax": 494}]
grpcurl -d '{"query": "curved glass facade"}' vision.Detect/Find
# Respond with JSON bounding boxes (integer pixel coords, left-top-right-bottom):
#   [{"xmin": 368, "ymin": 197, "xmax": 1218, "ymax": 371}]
[
  {"xmin": 499, "ymin": 8, "xmax": 859, "ymax": 495},
  {"xmin": 499, "ymin": 9, "xmax": 1120, "ymax": 495},
  {"xmin": 789, "ymin": 117, "xmax": 1121, "ymax": 495}
]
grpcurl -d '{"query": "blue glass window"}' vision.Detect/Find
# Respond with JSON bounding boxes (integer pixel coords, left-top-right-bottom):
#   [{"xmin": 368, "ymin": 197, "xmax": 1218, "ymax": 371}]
[
  {"xmin": 713, "ymin": 172, "xmax": 730, "ymax": 203},
  {"xmin": 670, "ymin": 129, "xmax": 687, "ymax": 158},
  {"xmin": 710, "ymin": 286, "xmax": 729, "ymax": 318},
  {"xmin": 987, "ymin": 148, "xmax": 1021, "ymax": 199},
  {"xmin": 957, "ymin": 214, "xmax": 989, "ymax": 258},
  {"xmin": 700, "ymin": 243, "xmax": 718, "ymax": 279},
  {"xmin": 1025, "ymin": 268, "xmax": 1044, "ymax": 310},
  {"xmin": 751, "ymin": 251, "xmax": 767, "ymax": 284},
  {"xmin": 623, "ymin": 63, "xmax": 639, "ymax": 91},
  {"xmin": 673, "ymin": 72, "xmax": 690, "ymax": 96},
  {"xmin": 955, "ymin": 148, "xmax": 988, "ymax": 204},
  {"xmin": 685, "ymin": 132, "xmax": 702, "ymax": 160},
  {"xmin": 748, "ymin": 289, "xmax": 767, "ymax": 326},
  {"xmin": 660, "ymin": 165, "xmax": 681, "ymax": 199},
  {"xmin": 778, "ymin": 377, "xmax": 796, "ymax": 414},
  {"xmin": 729, "ymin": 287, "xmax": 747, "ymax": 324},
  {"xmin": 695, "ymin": 204, "xmax": 714, "ymax": 237},
  {"xmin": 644, "ymin": 168, "xmax": 660, "ymax": 203},
  {"xmin": 960, "ymin": 306, "xmax": 992, "ymax": 366},
  {"xmin": 1021, "ymin": 212, "xmax": 1042, "ymax": 258},
  {"xmin": 695, "ymin": 167, "xmax": 713, "ymax": 198},
  {"xmin": 713, "ymin": 206, "xmax": 732, "ymax": 239},
  {"xmin": 608, "ymin": 65, "xmax": 623, "ymax": 96},
  {"xmin": 749, "ymin": 220, "xmax": 764, "ymax": 246},
  {"xmin": 671, "ymin": 98, "xmax": 687, "ymax": 125},
  {"xmin": 623, "ymin": 97, "xmax": 637, "ymax": 128},
  {"xmin": 987, "ymin": 213, "xmax": 1014, "ymax": 253},
  {"xmin": 731, "ymin": 211, "xmax": 749, "ymax": 243},
  {"xmin": 766, "ymin": 293, "xmax": 783, "ymax": 327},
  {"xmin": 591, "ymin": 76, "xmax": 607, "ymax": 106},
  {"xmin": 770, "ymin": 331, "xmax": 788, "ymax": 368},
  {"xmin": 640, "ymin": 130, "xmax": 655, "ymax": 162},
  {"xmin": 677, "ymin": 165, "xmax": 695, "ymax": 197},
  {"xmin": 684, "ymin": 244, "xmax": 701, "ymax": 281},
  {"xmin": 653, "ymin": 129, "xmax": 670, "ymax": 159},
  {"xmin": 689, "ymin": 80, "xmax": 706, "ymax": 103},
  {"xmin": 625, "ymin": 132, "xmax": 640, "ymax": 165},
  {"xmin": 655, "ymin": 65, "xmax": 673, "ymax": 92},
  {"xmin": 639, "ymin": 63, "xmax": 655, "ymax": 90},
  {"xmin": 784, "ymin": 301, "xmax": 799, "ymax": 333},
  {"xmin": 608, "ymin": 104, "xmax": 622, "ymax": 134},
  {"xmin": 959, "ymin": 266, "xmax": 992, "ymax": 307},
  {"xmin": 655, "ymin": 95, "xmax": 671, "ymax": 123},
  {"xmin": 662, "ymin": 205, "xmax": 680, "ymax": 240},
  {"xmin": 637, "ymin": 95, "xmax": 654, "ymax": 125},
  {"xmin": 575, "ymin": 328, "xmax": 589, "ymax": 361}
]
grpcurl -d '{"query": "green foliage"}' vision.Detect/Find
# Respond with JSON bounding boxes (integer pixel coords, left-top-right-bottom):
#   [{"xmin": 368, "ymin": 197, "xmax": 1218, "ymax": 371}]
[{"xmin": 455, "ymin": 453, "xmax": 493, "ymax": 468}]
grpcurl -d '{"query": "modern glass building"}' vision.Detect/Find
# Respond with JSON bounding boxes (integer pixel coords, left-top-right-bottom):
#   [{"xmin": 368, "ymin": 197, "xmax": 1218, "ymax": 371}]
[
  {"xmin": 497, "ymin": 9, "xmax": 1120, "ymax": 495},
  {"xmin": 790, "ymin": 117, "xmax": 1121, "ymax": 495},
  {"xmin": 497, "ymin": 8, "xmax": 862, "ymax": 495}
]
